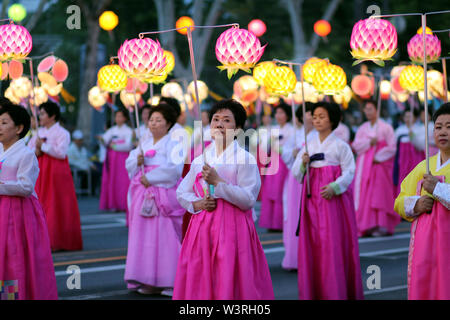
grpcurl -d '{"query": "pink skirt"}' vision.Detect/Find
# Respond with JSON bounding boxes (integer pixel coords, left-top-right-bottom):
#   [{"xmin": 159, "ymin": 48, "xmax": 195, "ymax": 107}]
[
  {"xmin": 100, "ymin": 148, "xmax": 130, "ymax": 211},
  {"xmin": 259, "ymin": 152, "xmax": 288, "ymax": 230},
  {"xmin": 0, "ymin": 195, "xmax": 58, "ymax": 300},
  {"xmin": 298, "ymin": 165, "xmax": 363, "ymax": 300},
  {"xmin": 173, "ymin": 199, "xmax": 274, "ymax": 300},
  {"xmin": 282, "ymin": 172, "xmax": 301, "ymax": 270},
  {"xmin": 125, "ymin": 166, "xmax": 185, "ymax": 289},
  {"xmin": 395, "ymin": 142, "xmax": 424, "ymax": 196}
]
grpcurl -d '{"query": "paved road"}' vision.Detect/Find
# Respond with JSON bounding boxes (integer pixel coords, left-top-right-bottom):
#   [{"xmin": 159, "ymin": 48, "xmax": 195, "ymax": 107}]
[{"xmin": 53, "ymin": 196, "xmax": 411, "ymax": 300}]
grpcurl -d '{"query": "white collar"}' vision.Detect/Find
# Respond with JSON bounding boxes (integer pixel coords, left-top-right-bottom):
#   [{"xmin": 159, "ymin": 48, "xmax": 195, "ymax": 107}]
[
  {"xmin": 436, "ymin": 151, "xmax": 450, "ymax": 172},
  {"xmin": 0, "ymin": 139, "xmax": 25, "ymax": 160}
]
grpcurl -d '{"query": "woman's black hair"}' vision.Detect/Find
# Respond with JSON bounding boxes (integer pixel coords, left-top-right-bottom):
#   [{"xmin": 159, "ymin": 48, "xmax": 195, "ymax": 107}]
[
  {"xmin": 295, "ymin": 102, "xmax": 314, "ymax": 124},
  {"xmin": 159, "ymin": 97, "xmax": 181, "ymax": 118},
  {"xmin": 402, "ymin": 108, "xmax": 419, "ymax": 119},
  {"xmin": 39, "ymin": 101, "xmax": 61, "ymax": 121},
  {"xmin": 115, "ymin": 107, "xmax": 130, "ymax": 121},
  {"xmin": 274, "ymin": 101, "xmax": 292, "ymax": 122},
  {"xmin": 140, "ymin": 104, "xmax": 152, "ymax": 115},
  {"xmin": 432, "ymin": 103, "xmax": 450, "ymax": 123},
  {"xmin": 209, "ymin": 99, "xmax": 247, "ymax": 129},
  {"xmin": 312, "ymin": 101, "xmax": 341, "ymax": 130},
  {"xmin": 363, "ymin": 99, "xmax": 378, "ymax": 110},
  {"xmin": 148, "ymin": 104, "xmax": 177, "ymax": 131},
  {"xmin": 0, "ymin": 104, "xmax": 31, "ymax": 139}
]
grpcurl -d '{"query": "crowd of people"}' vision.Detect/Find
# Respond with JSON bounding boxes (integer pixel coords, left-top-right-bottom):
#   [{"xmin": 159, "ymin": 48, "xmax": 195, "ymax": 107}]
[{"xmin": 1, "ymin": 94, "xmax": 449, "ymax": 300}]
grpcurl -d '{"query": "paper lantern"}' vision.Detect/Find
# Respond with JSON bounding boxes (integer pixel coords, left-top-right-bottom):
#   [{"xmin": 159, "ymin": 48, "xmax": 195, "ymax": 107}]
[
  {"xmin": 417, "ymin": 26, "xmax": 433, "ymax": 35},
  {"xmin": 0, "ymin": 23, "xmax": 32, "ymax": 61},
  {"xmin": 263, "ymin": 66, "xmax": 297, "ymax": 96},
  {"xmin": 42, "ymin": 82, "xmax": 62, "ymax": 96},
  {"xmin": 399, "ymin": 65, "xmax": 424, "ymax": 92},
  {"xmin": 215, "ymin": 28, "xmax": 266, "ymax": 79},
  {"xmin": 118, "ymin": 38, "xmax": 167, "ymax": 79},
  {"xmin": 52, "ymin": 59, "xmax": 69, "ymax": 82},
  {"xmin": 8, "ymin": 59, "xmax": 23, "ymax": 79},
  {"xmin": 188, "ymin": 80, "xmax": 208, "ymax": 103},
  {"xmin": 302, "ymin": 57, "xmax": 327, "ymax": 84},
  {"xmin": 233, "ymin": 75, "xmax": 259, "ymax": 103},
  {"xmin": 142, "ymin": 71, "xmax": 168, "ymax": 85},
  {"xmin": 4, "ymin": 87, "xmax": 20, "ymax": 104},
  {"xmin": 1, "ymin": 62, "xmax": 7, "ymax": 80},
  {"xmin": 259, "ymin": 86, "xmax": 280, "ymax": 105},
  {"xmin": 391, "ymin": 91, "xmax": 409, "ymax": 103},
  {"xmin": 380, "ymin": 80, "xmax": 391, "ymax": 100},
  {"xmin": 314, "ymin": 20, "xmax": 331, "ymax": 37},
  {"xmin": 120, "ymin": 89, "xmax": 141, "ymax": 108},
  {"xmin": 161, "ymin": 82, "xmax": 184, "ymax": 101},
  {"xmin": 10, "ymin": 77, "xmax": 32, "ymax": 98},
  {"xmin": 126, "ymin": 78, "xmax": 148, "ymax": 94},
  {"xmin": 147, "ymin": 95, "xmax": 161, "ymax": 106},
  {"xmin": 248, "ymin": 19, "xmax": 267, "ymax": 37},
  {"xmin": 176, "ymin": 16, "xmax": 195, "ymax": 35},
  {"xmin": 97, "ymin": 64, "xmax": 127, "ymax": 93},
  {"xmin": 38, "ymin": 72, "xmax": 58, "ymax": 87},
  {"xmin": 391, "ymin": 76, "xmax": 406, "ymax": 95},
  {"xmin": 37, "ymin": 55, "xmax": 56, "ymax": 72},
  {"xmin": 427, "ymin": 70, "xmax": 445, "ymax": 99},
  {"xmin": 351, "ymin": 74, "xmax": 374, "ymax": 98},
  {"xmin": 163, "ymin": 50, "xmax": 175, "ymax": 74},
  {"xmin": 253, "ymin": 61, "xmax": 275, "ymax": 85},
  {"xmin": 285, "ymin": 81, "xmax": 323, "ymax": 104},
  {"xmin": 407, "ymin": 32, "xmax": 441, "ymax": 64},
  {"xmin": 99, "ymin": 11, "xmax": 118, "ymax": 31},
  {"xmin": 313, "ymin": 63, "xmax": 347, "ymax": 95},
  {"xmin": 8, "ymin": 4, "xmax": 27, "ymax": 22},
  {"xmin": 89, "ymin": 86, "xmax": 108, "ymax": 110},
  {"xmin": 350, "ymin": 18, "xmax": 397, "ymax": 66},
  {"xmin": 29, "ymin": 86, "xmax": 48, "ymax": 106},
  {"xmin": 333, "ymin": 85, "xmax": 352, "ymax": 109}
]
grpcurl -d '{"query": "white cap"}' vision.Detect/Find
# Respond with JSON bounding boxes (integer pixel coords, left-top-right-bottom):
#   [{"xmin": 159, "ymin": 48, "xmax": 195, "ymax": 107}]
[{"xmin": 72, "ymin": 130, "xmax": 83, "ymax": 140}]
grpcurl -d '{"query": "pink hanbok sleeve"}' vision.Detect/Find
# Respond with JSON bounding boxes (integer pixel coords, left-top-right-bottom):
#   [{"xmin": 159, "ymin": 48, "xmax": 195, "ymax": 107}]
[
  {"xmin": 0, "ymin": 151, "xmax": 39, "ymax": 197},
  {"xmin": 176, "ymin": 161, "xmax": 203, "ymax": 214},
  {"xmin": 351, "ymin": 124, "xmax": 371, "ymax": 156},
  {"xmin": 374, "ymin": 122, "xmax": 396, "ymax": 162},
  {"xmin": 41, "ymin": 128, "xmax": 70, "ymax": 159}
]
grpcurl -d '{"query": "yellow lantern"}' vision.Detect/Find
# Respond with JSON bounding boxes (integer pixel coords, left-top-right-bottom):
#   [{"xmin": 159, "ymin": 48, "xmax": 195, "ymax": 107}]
[
  {"xmin": 97, "ymin": 64, "xmax": 127, "ymax": 93},
  {"xmin": 163, "ymin": 50, "xmax": 175, "ymax": 74},
  {"xmin": 88, "ymin": 86, "xmax": 108, "ymax": 109},
  {"xmin": 233, "ymin": 75, "xmax": 259, "ymax": 104},
  {"xmin": 144, "ymin": 71, "xmax": 168, "ymax": 85},
  {"xmin": 5, "ymin": 86, "xmax": 20, "ymax": 104},
  {"xmin": 99, "ymin": 11, "xmax": 118, "ymax": 31},
  {"xmin": 176, "ymin": 16, "xmax": 195, "ymax": 35},
  {"xmin": 312, "ymin": 62, "xmax": 347, "ymax": 95},
  {"xmin": 380, "ymin": 80, "xmax": 391, "ymax": 100},
  {"xmin": 427, "ymin": 70, "xmax": 444, "ymax": 99},
  {"xmin": 263, "ymin": 65, "xmax": 297, "ymax": 96},
  {"xmin": 161, "ymin": 82, "xmax": 184, "ymax": 101},
  {"xmin": 188, "ymin": 80, "xmax": 208, "ymax": 103},
  {"xmin": 417, "ymin": 26, "xmax": 433, "ymax": 35},
  {"xmin": 42, "ymin": 82, "xmax": 62, "ymax": 96},
  {"xmin": 120, "ymin": 89, "xmax": 141, "ymax": 108},
  {"xmin": 29, "ymin": 86, "xmax": 48, "ymax": 106},
  {"xmin": 253, "ymin": 61, "xmax": 276, "ymax": 86},
  {"xmin": 302, "ymin": 57, "xmax": 327, "ymax": 84},
  {"xmin": 333, "ymin": 85, "xmax": 352, "ymax": 109},
  {"xmin": 147, "ymin": 95, "xmax": 161, "ymax": 106},
  {"xmin": 286, "ymin": 81, "xmax": 323, "ymax": 104},
  {"xmin": 10, "ymin": 76, "xmax": 32, "ymax": 98},
  {"xmin": 399, "ymin": 65, "xmax": 424, "ymax": 92}
]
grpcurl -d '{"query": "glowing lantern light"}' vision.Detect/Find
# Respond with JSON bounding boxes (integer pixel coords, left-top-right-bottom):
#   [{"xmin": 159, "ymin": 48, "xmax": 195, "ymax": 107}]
[
  {"xmin": 313, "ymin": 62, "xmax": 347, "ymax": 95},
  {"xmin": 99, "ymin": 11, "xmax": 119, "ymax": 31},
  {"xmin": 42, "ymin": 82, "xmax": 62, "ymax": 96},
  {"xmin": 8, "ymin": 59, "xmax": 23, "ymax": 79},
  {"xmin": 38, "ymin": 72, "xmax": 58, "ymax": 87},
  {"xmin": 161, "ymin": 82, "xmax": 184, "ymax": 101},
  {"xmin": 0, "ymin": 23, "xmax": 32, "ymax": 61},
  {"xmin": 350, "ymin": 18, "xmax": 397, "ymax": 66},
  {"xmin": 8, "ymin": 4, "xmax": 27, "ymax": 23},
  {"xmin": 407, "ymin": 31, "xmax": 441, "ymax": 64},
  {"xmin": 333, "ymin": 85, "xmax": 352, "ymax": 109},
  {"xmin": 147, "ymin": 95, "xmax": 161, "ymax": 106},
  {"xmin": 52, "ymin": 59, "xmax": 69, "ymax": 82},
  {"xmin": 399, "ymin": 65, "xmax": 424, "ymax": 92},
  {"xmin": 30, "ymin": 86, "xmax": 48, "ymax": 106},
  {"xmin": 37, "ymin": 55, "xmax": 56, "ymax": 72},
  {"xmin": 97, "ymin": 64, "xmax": 127, "ymax": 93},
  {"xmin": 163, "ymin": 50, "xmax": 175, "ymax": 74},
  {"xmin": 248, "ymin": 19, "xmax": 267, "ymax": 37},
  {"xmin": 253, "ymin": 61, "xmax": 275, "ymax": 85},
  {"xmin": 142, "ymin": 71, "xmax": 168, "ymax": 85},
  {"xmin": 417, "ymin": 26, "xmax": 433, "ymax": 35},
  {"xmin": 10, "ymin": 77, "xmax": 32, "ymax": 98},
  {"xmin": 188, "ymin": 80, "xmax": 208, "ymax": 103},
  {"xmin": 176, "ymin": 16, "xmax": 195, "ymax": 35},
  {"xmin": 233, "ymin": 75, "xmax": 259, "ymax": 103},
  {"xmin": 1, "ymin": 62, "xmax": 7, "ymax": 80},
  {"xmin": 215, "ymin": 27, "xmax": 266, "ymax": 79},
  {"xmin": 380, "ymin": 80, "xmax": 391, "ymax": 100},
  {"xmin": 286, "ymin": 81, "xmax": 324, "ymax": 104},
  {"xmin": 120, "ymin": 89, "xmax": 141, "ymax": 109},
  {"xmin": 263, "ymin": 65, "xmax": 297, "ymax": 96},
  {"xmin": 302, "ymin": 57, "xmax": 327, "ymax": 84},
  {"xmin": 351, "ymin": 74, "xmax": 374, "ymax": 98},
  {"xmin": 118, "ymin": 38, "xmax": 166, "ymax": 79},
  {"xmin": 5, "ymin": 87, "xmax": 20, "ymax": 104},
  {"xmin": 259, "ymin": 86, "xmax": 280, "ymax": 105},
  {"xmin": 427, "ymin": 70, "xmax": 445, "ymax": 99},
  {"xmin": 89, "ymin": 86, "xmax": 108, "ymax": 110},
  {"xmin": 126, "ymin": 78, "xmax": 148, "ymax": 94},
  {"xmin": 314, "ymin": 20, "xmax": 331, "ymax": 37}
]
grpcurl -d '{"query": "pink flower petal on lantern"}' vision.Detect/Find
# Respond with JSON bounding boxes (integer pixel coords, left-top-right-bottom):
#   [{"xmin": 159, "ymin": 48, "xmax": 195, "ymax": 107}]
[
  {"xmin": 38, "ymin": 55, "xmax": 56, "ymax": 72},
  {"xmin": 9, "ymin": 59, "xmax": 23, "ymax": 79},
  {"xmin": 52, "ymin": 59, "xmax": 69, "ymax": 82}
]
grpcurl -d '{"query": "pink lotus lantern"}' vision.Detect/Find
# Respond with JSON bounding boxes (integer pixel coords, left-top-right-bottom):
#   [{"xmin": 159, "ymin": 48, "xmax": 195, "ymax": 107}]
[
  {"xmin": 118, "ymin": 38, "xmax": 167, "ymax": 79},
  {"xmin": 0, "ymin": 23, "xmax": 32, "ymax": 61},
  {"xmin": 248, "ymin": 19, "xmax": 266, "ymax": 37},
  {"xmin": 407, "ymin": 33, "xmax": 441, "ymax": 64},
  {"xmin": 350, "ymin": 18, "xmax": 397, "ymax": 66},
  {"xmin": 215, "ymin": 28, "xmax": 266, "ymax": 79}
]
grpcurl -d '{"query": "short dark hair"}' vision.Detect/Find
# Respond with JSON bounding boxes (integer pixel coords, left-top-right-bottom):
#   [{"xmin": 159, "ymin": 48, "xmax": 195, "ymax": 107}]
[
  {"xmin": 295, "ymin": 102, "xmax": 314, "ymax": 124},
  {"xmin": 312, "ymin": 101, "xmax": 341, "ymax": 130},
  {"xmin": 39, "ymin": 101, "xmax": 61, "ymax": 121},
  {"xmin": 363, "ymin": 99, "xmax": 378, "ymax": 110},
  {"xmin": 115, "ymin": 107, "xmax": 130, "ymax": 121},
  {"xmin": 432, "ymin": 103, "xmax": 450, "ymax": 123},
  {"xmin": 159, "ymin": 97, "xmax": 181, "ymax": 118},
  {"xmin": 148, "ymin": 104, "xmax": 177, "ymax": 131},
  {"xmin": 209, "ymin": 99, "xmax": 247, "ymax": 129},
  {"xmin": 141, "ymin": 104, "xmax": 152, "ymax": 114},
  {"xmin": 0, "ymin": 104, "xmax": 31, "ymax": 139},
  {"xmin": 274, "ymin": 101, "xmax": 292, "ymax": 122}
]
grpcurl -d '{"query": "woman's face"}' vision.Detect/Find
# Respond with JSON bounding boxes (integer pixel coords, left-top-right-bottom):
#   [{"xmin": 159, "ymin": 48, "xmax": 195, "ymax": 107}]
[
  {"xmin": 434, "ymin": 114, "xmax": 450, "ymax": 151},
  {"xmin": 210, "ymin": 108, "xmax": 237, "ymax": 143},
  {"xmin": 148, "ymin": 111, "xmax": 170, "ymax": 138},
  {"xmin": 115, "ymin": 112, "xmax": 127, "ymax": 126},
  {"xmin": 39, "ymin": 108, "xmax": 54, "ymax": 127},
  {"xmin": 0, "ymin": 113, "xmax": 22, "ymax": 144},
  {"xmin": 304, "ymin": 111, "xmax": 313, "ymax": 129},
  {"xmin": 403, "ymin": 111, "xmax": 415, "ymax": 127},
  {"xmin": 312, "ymin": 107, "xmax": 332, "ymax": 133},
  {"xmin": 141, "ymin": 108, "xmax": 151, "ymax": 125},
  {"xmin": 275, "ymin": 108, "xmax": 288, "ymax": 126},
  {"xmin": 363, "ymin": 103, "xmax": 377, "ymax": 121}
]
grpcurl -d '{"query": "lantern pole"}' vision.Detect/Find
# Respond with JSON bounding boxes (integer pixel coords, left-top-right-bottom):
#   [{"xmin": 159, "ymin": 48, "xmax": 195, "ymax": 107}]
[
  {"xmin": 441, "ymin": 58, "xmax": 449, "ymax": 103},
  {"xmin": 132, "ymin": 79, "xmax": 145, "ymax": 175}
]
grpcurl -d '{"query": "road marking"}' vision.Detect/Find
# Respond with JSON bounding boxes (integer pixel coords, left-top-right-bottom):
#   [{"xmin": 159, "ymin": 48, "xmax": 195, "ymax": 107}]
[
  {"xmin": 54, "ymin": 256, "xmax": 127, "ymax": 267},
  {"xmin": 364, "ymin": 285, "xmax": 408, "ymax": 296},
  {"xmin": 59, "ymin": 289, "xmax": 132, "ymax": 300},
  {"xmin": 359, "ymin": 247, "xmax": 409, "ymax": 257},
  {"xmin": 81, "ymin": 223, "xmax": 126, "ymax": 230},
  {"xmin": 55, "ymin": 264, "xmax": 126, "ymax": 277},
  {"xmin": 358, "ymin": 233, "xmax": 410, "ymax": 243}
]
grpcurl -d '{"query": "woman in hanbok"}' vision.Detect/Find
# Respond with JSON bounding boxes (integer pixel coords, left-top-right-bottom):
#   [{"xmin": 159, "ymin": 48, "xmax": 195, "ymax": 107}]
[
  {"xmin": 174, "ymin": 99, "xmax": 274, "ymax": 300},
  {"xmin": 393, "ymin": 109, "xmax": 424, "ymax": 196},
  {"xmin": 352, "ymin": 100, "xmax": 399, "ymax": 237},
  {"xmin": 259, "ymin": 102, "xmax": 294, "ymax": 231},
  {"xmin": 28, "ymin": 102, "xmax": 82, "ymax": 251},
  {"xmin": 280, "ymin": 102, "xmax": 316, "ymax": 270},
  {"xmin": 125, "ymin": 105, "xmax": 185, "ymax": 297},
  {"xmin": 411, "ymin": 107, "xmax": 438, "ymax": 157},
  {"xmin": 99, "ymin": 108, "xmax": 134, "ymax": 212},
  {"xmin": 394, "ymin": 102, "xmax": 450, "ymax": 300},
  {"xmin": 0, "ymin": 103, "xmax": 58, "ymax": 300},
  {"xmin": 292, "ymin": 102, "xmax": 363, "ymax": 300}
]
